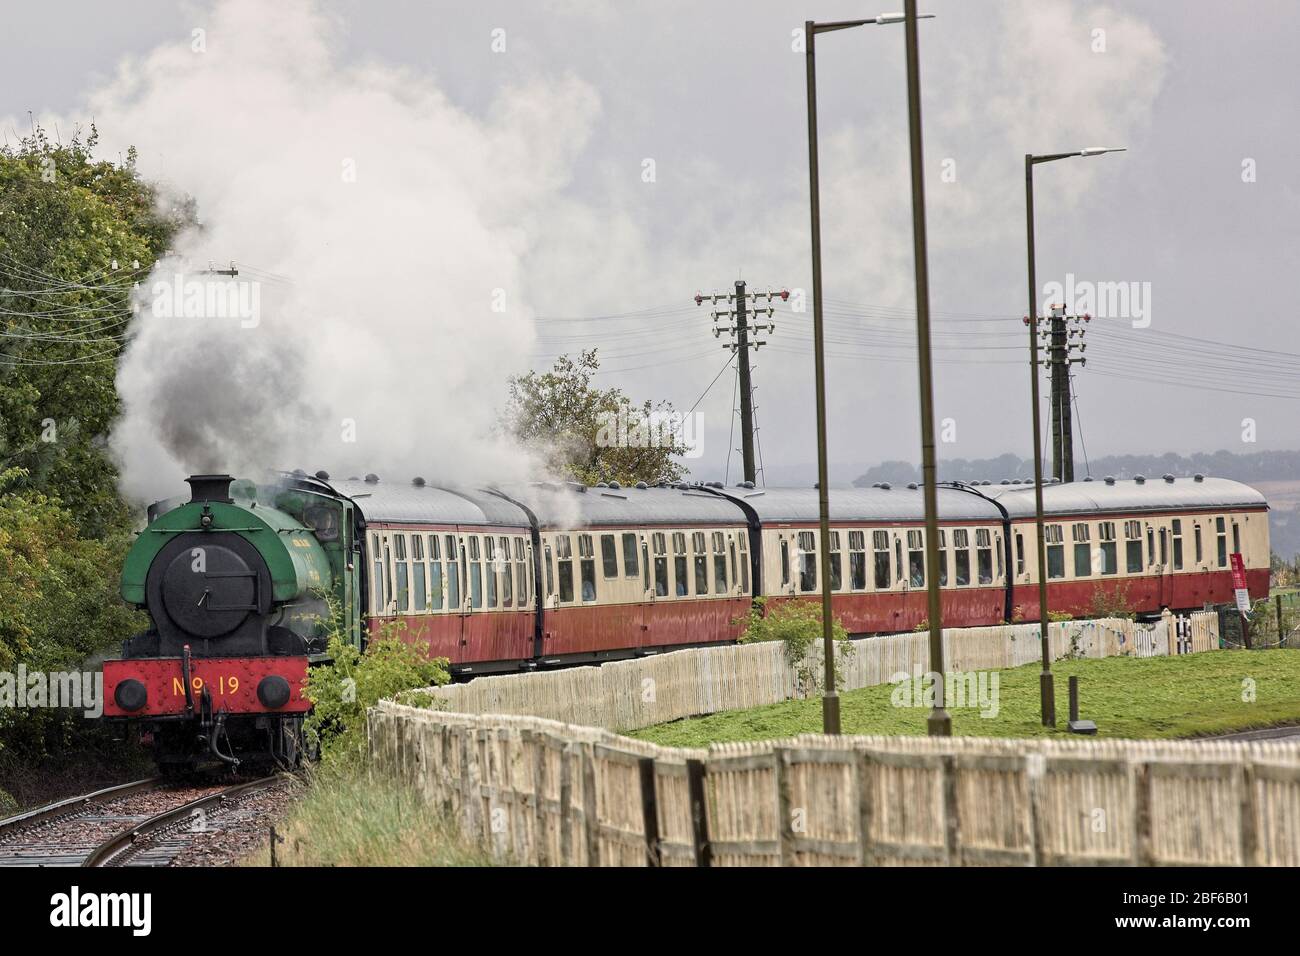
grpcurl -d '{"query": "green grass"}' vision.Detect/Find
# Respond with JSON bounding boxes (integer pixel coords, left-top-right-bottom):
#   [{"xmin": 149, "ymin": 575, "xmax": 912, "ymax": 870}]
[
  {"xmin": 242, "ymin": 765, "xmax": 494, "ymax": 867},
  {"xmin": 627, "ymin": 649, "xmax": 1300, "ymax": 748}
]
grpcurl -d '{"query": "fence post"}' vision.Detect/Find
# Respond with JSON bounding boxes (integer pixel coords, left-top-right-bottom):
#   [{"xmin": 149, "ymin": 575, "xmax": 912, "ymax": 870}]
[
  {"xmin": 1133, "ymin": 762, "xmax": 1155, "ymax": 866},
  {"xmin": 1239, "ymin": 763, "xmax": 1258, "ymax": 866},
  {"xmin": 1277, "ymin": 594, "xmax": 1285, "ymax": 648},
  {"xmin": 686, "ymin": 758, "xmax": 712, "ymax": 868},
  {"xmin": 941, "ymin": 754, "xmax": 962, "ymax": 866},
  {"xmin": 857, "ymin": 751, "xmax": 876, "ymax": 867},
  {"xmin": 638, "ymin": 756, "xmax": 662, "ymax": 867},
  {"xmin": 774, "ymin": 747, "xmax": 795, "ymax": 866}
]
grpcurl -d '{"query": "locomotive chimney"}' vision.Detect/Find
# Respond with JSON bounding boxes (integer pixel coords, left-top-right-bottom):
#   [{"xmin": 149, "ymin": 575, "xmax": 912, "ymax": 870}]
[{"xmin": 186, "ymin": 474, "xmax": 235, "ymax": 504}]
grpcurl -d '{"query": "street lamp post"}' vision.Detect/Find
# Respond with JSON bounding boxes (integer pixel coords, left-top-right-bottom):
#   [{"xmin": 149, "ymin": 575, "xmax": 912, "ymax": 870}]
[
  {"xmin": 1024, "ymin": 146, "xmax": 1124, "ymax": 727},
  {"xmin": 803, "ymin": 9, "xmax": 933, "ymax": 735}
]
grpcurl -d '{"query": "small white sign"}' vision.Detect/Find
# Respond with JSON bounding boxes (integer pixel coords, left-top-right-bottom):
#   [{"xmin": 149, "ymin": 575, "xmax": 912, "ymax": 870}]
[{"xmin": 1235, "ymin": 588, "xmax": 1251, "ymax": 615}]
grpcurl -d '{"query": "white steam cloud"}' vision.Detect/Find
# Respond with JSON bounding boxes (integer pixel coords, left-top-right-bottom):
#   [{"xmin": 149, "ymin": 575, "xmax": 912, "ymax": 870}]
[{"xmin": 71, "ymin": 0, "xmax": 600, "ymax": 500}]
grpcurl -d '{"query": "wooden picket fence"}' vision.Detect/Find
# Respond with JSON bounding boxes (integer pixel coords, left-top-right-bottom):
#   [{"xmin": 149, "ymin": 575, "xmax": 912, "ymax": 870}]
[
  {"xmin": 367, "ymin": 702, "xmax": 1300, "ymax": 867},
  {"xmin": 413, "ymin": 611, "xmax": 1218, "ymax": 733}
]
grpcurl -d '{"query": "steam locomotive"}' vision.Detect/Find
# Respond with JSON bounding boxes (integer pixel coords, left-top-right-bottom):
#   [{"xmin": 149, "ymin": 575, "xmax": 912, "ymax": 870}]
[{"xmin": 102, "ymin": 470, "xmax": 1269, "ymax": 771}]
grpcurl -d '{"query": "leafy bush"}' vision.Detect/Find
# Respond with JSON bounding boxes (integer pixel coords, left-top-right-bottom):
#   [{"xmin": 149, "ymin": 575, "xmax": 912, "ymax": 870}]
[
  {"xmin": 738, "ymin": 597, "xmax": 853, "ymax": 694},
  {"xmin": 1088, "ymin": 581, "xmax": 1135, "ymax": 621},
  {"xmin": 304, "ymin": 627, "xmax": 450, "ymax": 771}
]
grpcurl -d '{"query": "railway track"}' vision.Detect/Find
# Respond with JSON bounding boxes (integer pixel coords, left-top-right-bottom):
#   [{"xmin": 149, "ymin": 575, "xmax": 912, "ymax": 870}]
[{"xmin": 0, "ymin": 775, "xmax": 286, "ymax": 867}]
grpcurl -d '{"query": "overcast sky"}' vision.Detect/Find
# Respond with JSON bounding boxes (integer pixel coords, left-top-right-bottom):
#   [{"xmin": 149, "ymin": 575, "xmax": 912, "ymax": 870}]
[{"xmin": 4, "ymin": 0, "xmax": 1298, "ymax": 490}]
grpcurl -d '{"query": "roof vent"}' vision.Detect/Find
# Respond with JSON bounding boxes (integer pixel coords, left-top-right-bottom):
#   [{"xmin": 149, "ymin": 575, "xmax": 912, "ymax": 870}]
[
  {"xmin": 412, "ymin": 477, "xmax": 426, "ymax": 487},
  {"xmin": 634, "ymin": 481, "xmax": 648, "ymax": 490},
  {"xmin": 879, "ymin": 482, "xmax": 891, "ymax": 490},
  {"xmin": 364, "ymin": 473, "xmax": 379, "ymax": 484},
  {"xmin": 1000, "ymin": 479, "xmax": 1010, "ymax": 485},
  {"xmin": 1083, "ymin": 476, "xmax": 1094, "ymax": 482},
  {"xmin": 871, "ymin": 482, "xmax": 882, "ymax": 489},
  {"xmin": 1163, "ymin": 473, "xmax": 1175, "ymax": 482},
  {"xmin": 907, "ymin": 482, "xmax": 918, "ymax": 490},
  {"xmin": 1104, "ymin": 476, "xmax": 1116, "ymax": 485},
  {"xmin": 292, "ymin": 468, "xmax": 307, "ymax": 477},
  {"xmin": 314, "ymin": 469, "xmax": 330, "ymax": 480},
  {"xmin": 608, "ymin": 480, "xmax": 621, "ymax": 490},
  {"xmin": 1049, "ymin": 477, "xmax": 1060, "ymax": 484},
  {"xmin": 738, "ymin": 480, "xmax": 755, "ymax": 489},
  {"xmin": 1194, "ymin": 473, "xmax": 1205, "ymax": 482},
  {"xmin": 596, "ymin": 481, "xmax": 608, "ymax": 488},
  {"xmin": 1134, "ymin": 475, "xmax": 1146, "ymax": 484}
]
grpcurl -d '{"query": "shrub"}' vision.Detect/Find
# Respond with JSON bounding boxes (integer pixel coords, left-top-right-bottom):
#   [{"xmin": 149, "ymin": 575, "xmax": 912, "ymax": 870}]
[
  {"xmin": 738, "ymin": 597, "xmax": 854, "ymax": 694},
  {"xmin": 304, "ymin": 626, "xmax": 449, "ymax": 772}
]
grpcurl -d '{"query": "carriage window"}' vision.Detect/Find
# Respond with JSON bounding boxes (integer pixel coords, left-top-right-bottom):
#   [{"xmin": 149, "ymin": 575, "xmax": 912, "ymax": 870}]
[
  {"xmin": 1098, "ymin": 522, "xmax": 1117, "ymax": 576},
  {"xmin": 894, "ymin": 537, "xmax": 903, "ymax": 582},
  {"xmin": 797, "ymin": 531, "xmax": 817, "ymax": 593},
  {"xmin": 873, "ymin": 530, "xmax": 891, "ymax": 589},
  {"xmin": 1171, "ymin": 519, "xmax": 1183, "ymax": 571},
  {"xmin": 1146, "ymin": 526, "xmax": 1155, "ymax": 567},
  {"xmin": 975, "ymin": 528, "xmax": 992, "ymax": 585},
  {"xmin": 693, "ymin": 532, "xmax": 709, "ymax": 595},
  {"xmin": 382, "ymin": 535, "xmax": 394, "ymax": 609},
  {"xmin": 601, "ymin": 535, "xmax": 618, "ymax": 578},
  {"xmin": 1158, "ymin": 528, "xmax": 1168, "ymax": 568},
  {"xmin": 544, "ymin": 543, "xmax": 554, "ymax": 598},
  {"xmin": 714, "ymin": 545, "xmax": 728, "ymax": 594},
  {"xmin": 849, "ymin": 530, "xmax": 867, "ymax": 590},
  {"xmin": 394, "ymin": 534, "xmax": 410, "ymax": 612},
  {"xmin": 1015, "ymin": 532, "xmax": 1025, "ymax": 576},
  {"xmin": 1045, "ymin": 525, "xmax": 1064, "ymax": 580},
  {"xmin": 642, "ymin": 541, "xmax": 649, "ymax": 592},
  {"xmin": 1071, "ymin": 523, "xmax": 1091, "ymax": 578},
  {"xmin": 954, "ymin": 529, "xmax": 972, "ymax": 586},
  {"xmin": 1125, "ymin": 521, "xmax": 1143, "ymax": 574},
  {"xmin": 556, "ymin": 535, "xmax": 574, "ymax": 603},
  {"xmin": 445, "ymin": 535, "xmax": 460, "ymax": 609},
  {"xmin": 623, "ymin": 533, "xmax": 639, "ymax": 578},
  {"xmin": 484, "ymin": 537, "xmax": 498, "ymax": 608},
  {"xmin": 780, "ymin": 538, "xmax": 791, "ymax": 587},
  {"xmin": 1194, "ymin": 524, "xmax": 1203, "ymax": 565},
  {"xmin": 828, "ymin": 531, "xmax": 843, "ymax": 591},
  {"xmin": 908, "ymin": 529, "xmax": 925, "ymax": 587},
  {"xmin": 729, "ymin": 539, "xmax": 739, "ymax": 591},
  {"xmin": 514, "ymin": 538, "xmax": 528, "ymax": 608},
  {"xmin": 672, "ymin": 532, "xmax": 688, "ymax": 596},
  {"xmin": 1216, "ymin": 517, "xmax": 1228, "ymax": 567},
  {"xmin": 428, "ymin": 535, "xmax": 443, "ymax": 610},
  {"xmin": 499, "ymin": 535, "xmax": 513, "ymax": 608},
  {"xmin": 652, "ymin": 533, "xmax": 669, "ymax": 597},
  {"xmin": 468, "ymin": 536, "xmax": 483, "ymax": 609},
  {"xmin": 1232, "ymin": 521, "xmax": 1240, "ymax": 559},
  {"xmin": 371, "ymin": 534, "xmax": 386, "ymax": 614},
  {"xmin": 937, "ymin": 529, "xmax": 948, "ymax": 587},
  {"xmin": 995, "ymin": 535, "xmax": 1003, "ymax": 580},
  {"xmin": 579, "ymin": 534, "xmax": 596, "ymax": 602},
  {"xmin": 412, "ymin": 535, "xmax": 426, "ymax": 611}
]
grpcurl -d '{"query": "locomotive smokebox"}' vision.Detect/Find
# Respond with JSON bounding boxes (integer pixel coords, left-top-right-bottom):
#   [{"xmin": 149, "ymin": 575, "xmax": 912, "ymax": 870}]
[{"xmin": 186, "ymin": 474, "xmax": 235, "ymax": 504}]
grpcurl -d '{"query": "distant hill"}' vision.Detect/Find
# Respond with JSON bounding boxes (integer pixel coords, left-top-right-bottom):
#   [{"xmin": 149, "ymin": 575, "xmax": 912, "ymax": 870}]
[{"xmin": 853, "ymin": 450, "xmax": 1300, "ymax": 560}]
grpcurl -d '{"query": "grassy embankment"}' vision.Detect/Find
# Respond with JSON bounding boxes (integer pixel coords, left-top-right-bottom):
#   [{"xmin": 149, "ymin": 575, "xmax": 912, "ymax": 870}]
[
  {"xmin": 627, "ymin": 648, "xmax": 1300, "ymax": 748},
  {"xmin": 241, "ymin": 765, "xmax": 493, "ymax": 867}
]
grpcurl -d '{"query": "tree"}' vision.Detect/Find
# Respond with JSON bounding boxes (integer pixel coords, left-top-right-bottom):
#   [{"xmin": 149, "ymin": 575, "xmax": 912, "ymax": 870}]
[
  {"xmin": 501, "ymin": 349, "xmax": 692, "ymax": 486},
  {"xmin": 0, "ymin": 122, "xmax": 191, "ymax": 537}
]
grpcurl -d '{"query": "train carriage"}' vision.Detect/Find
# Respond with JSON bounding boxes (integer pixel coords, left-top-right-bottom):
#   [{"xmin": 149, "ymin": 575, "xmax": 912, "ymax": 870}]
[
  {"xmin": 990, "ymin": 474, "xmax": 1269, "ymax": 620},
  {"xmin": 495, "ymin": 482, "xmax": 753, "ymax": 663},
  {"xmin": 713, "ymin": 483, "xmax": 1011, "ymax": 633}
]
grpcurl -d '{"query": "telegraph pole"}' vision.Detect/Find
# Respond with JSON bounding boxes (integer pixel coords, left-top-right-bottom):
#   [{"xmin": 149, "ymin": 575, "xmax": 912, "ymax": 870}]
[
  {"xmin": 694, "ymin": 284, "xmax": 786, "ymax": 485},
  {"xmin": 734, "ymin": 282, "xmax": 756, "ymax": 484},
  {"xmin": 1034, "ymin": 303, "xmax": 1089, "ymax": 482}
]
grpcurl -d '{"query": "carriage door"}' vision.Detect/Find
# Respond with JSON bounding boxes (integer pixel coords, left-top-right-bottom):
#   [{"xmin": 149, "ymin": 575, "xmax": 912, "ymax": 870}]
[
  {"xmin": 455, "ymin": 530, "xmax": 473, "ymax": 654},
  {"xmin": 1157, "ymin": 523, "xmax": 1173, "ymax": 610}
]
